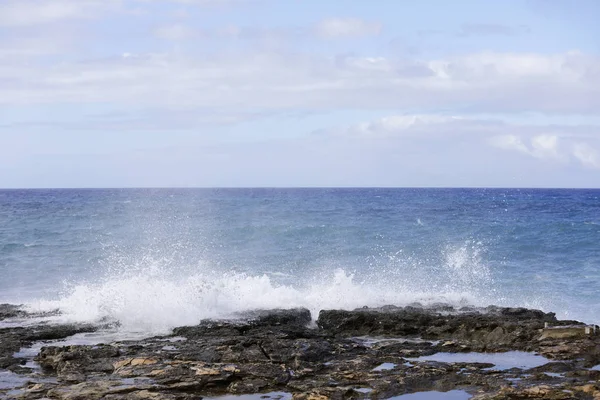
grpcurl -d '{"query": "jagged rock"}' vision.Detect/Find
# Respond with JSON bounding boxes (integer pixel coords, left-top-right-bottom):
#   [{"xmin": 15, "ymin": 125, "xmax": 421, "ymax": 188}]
[
  {"xmin": 316, "ymin": 305, "xmax": 568, "ymax": 351},
  {"xmin": 0, "ymin": 303, "xmax": 26, "ymax": 320},
  {"xmin": 24, "ymin": 324, "xmax": 98, "ymax": 342},
  {"xmin": 238, "ymin": 308, "xmax": 312, "ymax": 326},
  {"xmin": 540, "ymin": 324, "xmax": 599, "ymax": 340},
  {"xmin": 3, "ymin": 305, "xmax": 600, "ymax": 400},
  {"xmin": 37, "ymin": 344, "xmax": 119, "ymax": 380}
]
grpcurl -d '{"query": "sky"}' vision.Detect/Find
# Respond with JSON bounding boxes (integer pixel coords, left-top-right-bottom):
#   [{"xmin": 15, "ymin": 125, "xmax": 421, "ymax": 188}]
[{"xmin": 0, "ymin": 0, "xmax": 599, "ymax": 188}]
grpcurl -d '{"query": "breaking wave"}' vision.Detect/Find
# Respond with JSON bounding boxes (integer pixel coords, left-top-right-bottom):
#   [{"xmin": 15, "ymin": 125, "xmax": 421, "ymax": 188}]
[{"xmin": 22, "ymin": 240, "xmax": 538, "ymax": 336}]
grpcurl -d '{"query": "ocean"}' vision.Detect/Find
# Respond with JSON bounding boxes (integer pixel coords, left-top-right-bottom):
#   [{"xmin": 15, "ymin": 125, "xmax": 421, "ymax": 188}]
[{"xmin": 0, "ymin": 188, "xmax": 599, "ymax": 337}]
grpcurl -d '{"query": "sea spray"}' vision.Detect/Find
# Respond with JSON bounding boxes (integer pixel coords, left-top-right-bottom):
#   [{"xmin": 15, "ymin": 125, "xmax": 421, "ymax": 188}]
[
  {"xmin": 26, "ymin": 241, "xmax": 512, "ymax": 335},
  {"xmin": 3, "ymin": 188, "xmax": 598, "ymax": 335}
]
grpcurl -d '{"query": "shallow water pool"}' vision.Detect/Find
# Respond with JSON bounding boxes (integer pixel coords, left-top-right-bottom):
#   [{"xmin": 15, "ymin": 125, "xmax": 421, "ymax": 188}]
[
  {"xmin": 406, "ymin": 351, "xmax": 549, "ymax": 371},
  {"xmin": 203, "ymin": 392, "xmax": 292, "ymax": 400},
  {"xmin": 372, "ymin": 362, "xmax": 396, "ymax": 371},
  {"xmin": 0, "ymin": 371, "xmax": 30, "ymax": 390},
  {"xmin": 388, "ymin": 390, "xmax": 471, "ymax": 399}
]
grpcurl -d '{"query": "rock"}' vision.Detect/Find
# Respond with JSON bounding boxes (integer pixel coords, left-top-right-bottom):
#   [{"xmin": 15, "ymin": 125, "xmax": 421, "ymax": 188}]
[
  {"xmin": 292, "ymin": 393, "xmax": 329, "ymax": 400},
  {"xmin": 4, "ymin": 304, "xmax": 600, "ymax": 400},
  {"xmin": 114, "ymin": 357, "xmax": 158, "ymax": 371},
  {"xmin": 36, "ymin": 344, "xmax": 119, "ymax": 380},
  {"xmin": 539, "ymin": 324, "xmax": 599, "ymax": 340},
  {"xmin": 0, "ymin": 319, "xmax": 97, "ymax": 373},
  {"xmin": 0, "ymin": 303, "xmax": 26, "ymax": 320},
  {"xmin": 494, "ymin": 306, "xmax": 552, "ymax": 320},
  {"xmin": 527, "ymin": 361, "xmax": 574, "ymax": 373},
  {"xmin": 104, "ymin": 390, "xmax": 198, "ymax": 399},
  {"xmin": 238, "ymin": 308, "xmax": 312, "ymax": 326},
  {"xmin": 173, "ymin": 308, "xmax": 313, "ymax": 340},
  {"xmin": 574, "ymin": 384, "xmax": 598, "ymax": 394},
  {"xmin": 24, "ymin": 323, "xmax": 98, "ymax": 342},
  {"xmin": 317, "ymin": 305, "xmax": 561, "ymax": 351}
]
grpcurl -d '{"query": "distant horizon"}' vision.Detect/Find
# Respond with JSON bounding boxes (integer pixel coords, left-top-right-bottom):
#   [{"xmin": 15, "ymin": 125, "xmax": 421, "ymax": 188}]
[{"xmin": 2, "ymin": 186, "xmax": 600, "ymax": 191}]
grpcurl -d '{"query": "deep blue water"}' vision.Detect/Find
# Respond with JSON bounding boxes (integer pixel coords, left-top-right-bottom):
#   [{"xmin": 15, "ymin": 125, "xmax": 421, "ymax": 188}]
[{"xmin": 0, "ymin": 188, "xmax": 598, "ymax": 332}]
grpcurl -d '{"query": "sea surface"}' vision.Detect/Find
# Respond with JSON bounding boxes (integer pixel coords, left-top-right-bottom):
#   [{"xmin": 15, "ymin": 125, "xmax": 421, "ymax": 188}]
[{"xmin": 0, "ymin": 188, "xmax": 598, "ymax": 336}]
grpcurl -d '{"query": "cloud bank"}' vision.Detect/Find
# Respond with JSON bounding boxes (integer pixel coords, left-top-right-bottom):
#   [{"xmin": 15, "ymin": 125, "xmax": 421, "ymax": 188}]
[{"xmin": 0, "ymin": 0, "xmax": 599, "ymax": 187}]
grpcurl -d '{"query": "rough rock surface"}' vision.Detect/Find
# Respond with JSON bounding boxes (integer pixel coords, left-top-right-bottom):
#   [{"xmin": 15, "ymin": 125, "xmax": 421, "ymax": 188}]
[
  {"xmin": 0, "ymin": 305, "xmax": 27, "ymax": 321},
  {"xmin": 1, "ymin": 305, "xmax": 599, "ymax": 399},
  {"xmin": 0, "ymin": 305, "xmax": 98, "ymax": 374}
]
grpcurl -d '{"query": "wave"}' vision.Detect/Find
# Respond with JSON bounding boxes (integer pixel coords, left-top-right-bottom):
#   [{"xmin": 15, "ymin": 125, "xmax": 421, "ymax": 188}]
[
  {"xmin": 22, "ymin": 240, "xmax": 589, "ymax": 335},
  {"xmin": 28, "ymin": 269, "xmax": 487, "ymax": 336},
  {"xmin": 20, "ymin": 241, "xmax": 513, "ymax": 335}
]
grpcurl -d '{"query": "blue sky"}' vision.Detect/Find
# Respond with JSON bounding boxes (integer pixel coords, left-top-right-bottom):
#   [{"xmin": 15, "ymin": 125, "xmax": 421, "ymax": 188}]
[{"xmin": 0, "ymin": 0, "xmax": 599, "ymax": 187}]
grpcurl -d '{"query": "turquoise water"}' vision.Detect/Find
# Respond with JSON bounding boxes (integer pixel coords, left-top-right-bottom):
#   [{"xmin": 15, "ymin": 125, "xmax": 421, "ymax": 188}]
[{"xmin": 0, "ymin": 188, "xmax": 598, "ymax": 333}]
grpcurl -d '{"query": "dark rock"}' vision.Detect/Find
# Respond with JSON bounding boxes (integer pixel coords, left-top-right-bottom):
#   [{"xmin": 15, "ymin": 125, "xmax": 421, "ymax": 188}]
[
  {"xmin": 173, "ymin": 308, "xmax": 314, "ymax": 341},
  {"xmin": 317, "ymin": 305, "xmax": 563, "ymax": 351},
  {"xmin": 238, "ymin": 308, "xmax": 312, "ymax": 327},
  {"xmin": 36, "ymin": 344, "xmax": 120, "ymax": 378},
  {"xmin": 23, "ymin": 323, "xmax": 98, "ymax": 341},
  {"xmin": 0, "ymin": 331, "xmax": 28, "ymax": 370},
  {"xmin": 0, "ymin": 303, "xmax": 26, "ymax": 320},
  {"xmin": 494, "ymin": 306, "xmax": 551, "ymax": 320},
  {"xmin": 527, "ymin": 361, "xmax": 575, "ymax": 373},
  {"xmin": 4, "ymin": 305, "xmax": 600, "ymax": 400}
]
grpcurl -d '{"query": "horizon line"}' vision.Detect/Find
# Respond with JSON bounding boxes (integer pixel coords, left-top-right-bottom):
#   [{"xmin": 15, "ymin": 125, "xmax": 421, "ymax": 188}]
[{"xmin": 1, "ymin": 186, "xmax": 599, "ymax": 190}]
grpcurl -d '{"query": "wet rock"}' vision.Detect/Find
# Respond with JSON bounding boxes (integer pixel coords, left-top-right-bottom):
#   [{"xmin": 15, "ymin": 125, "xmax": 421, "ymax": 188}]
[
  {"xmin": 0, "ymin": 336, "xmax": 24, "ymax": 370},
  {"xmin": 487, "ymin": 306, "xmax": 553, "ymax": 320},
  {"xmin": 104, "ymin": 391, "xmax": 198, "ymax": 399},
  {"xmin": 238, "ymin": 308, "xmax": 312, "ymax": 327},
  {"xmin": 317, "ymin": 305, "xmax": 564, "ymax": 352},
  {"xmin": 0, "ymin": 321, "xmax": 99, "ymax": 372},
  {"xmin": 23, "ymin": 323, "xmax": 98, "ymax": 342},
  {"xmin": 0, "ymin": 304, "xmax": 26, "ymax": 320},
  {"xmin": 527, "ymin": 361, "xmax": 575, "ymax": 373},
  {"xmin": 540, "ymin": 324, "xmax": 599, "ymax": 340},
  {"xmin": 173, "ymin": 308, "xmax": 313, "ymax": 340},
  {"xmin": 4, "ymin": 305, "xmax": 600, "ymax": 400},
  {"xmin": 37, "ymin": 344, "xmax": 120, "ymax": 380}
]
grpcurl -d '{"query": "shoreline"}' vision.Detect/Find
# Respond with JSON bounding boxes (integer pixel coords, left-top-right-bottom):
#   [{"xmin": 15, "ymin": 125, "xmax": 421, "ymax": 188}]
[{"xmin": 1, "ymin": 303, "xmax": 600, "ymax": 399}]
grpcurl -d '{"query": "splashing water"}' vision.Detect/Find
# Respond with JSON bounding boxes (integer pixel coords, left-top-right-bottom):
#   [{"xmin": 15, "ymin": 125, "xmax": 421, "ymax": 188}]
[
  {"xmin": 25, "ymin": 242, "xmax": 504, "ymax": 335},
  {"xmin": 3, "ymin": 188, "xmax": 599, "ymax": 336}
]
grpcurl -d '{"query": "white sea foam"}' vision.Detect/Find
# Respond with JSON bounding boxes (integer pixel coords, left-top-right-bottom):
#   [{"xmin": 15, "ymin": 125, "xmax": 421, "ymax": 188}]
[
  {"xmin": 23, "ymin": 242, "xmax": 508, "ymax": 336},
  {"xmin": 28, "ymin": 268, "xmax": 477, "ymax": 335}
]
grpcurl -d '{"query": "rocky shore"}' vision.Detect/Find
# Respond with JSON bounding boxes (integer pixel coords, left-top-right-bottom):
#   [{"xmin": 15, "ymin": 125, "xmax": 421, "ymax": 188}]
[{"xmin": 1, "ymin": 303, "xmax": 600, "ymax": 399}]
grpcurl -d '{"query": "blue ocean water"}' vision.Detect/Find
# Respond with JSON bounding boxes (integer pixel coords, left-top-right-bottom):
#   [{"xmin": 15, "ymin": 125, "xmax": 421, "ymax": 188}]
[{"xmin": 0, "ymin": 188, "xmax": 598, "ymax": 333}]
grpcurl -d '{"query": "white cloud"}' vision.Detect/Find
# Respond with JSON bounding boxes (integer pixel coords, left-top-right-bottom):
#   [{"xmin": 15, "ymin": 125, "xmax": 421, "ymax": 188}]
[
  {"xmin": 530, "ymin": 135, "xmax": 561, "ymax": 160},
  {"xmin": 3, "ymin": 111, "xmax": 599, "ymax": 188},
  {"xmin": 139, "ymin": 0, "xmax": 249, "ymax": 4},
  {"xmin": 151, "ymin": 23, "xmax": 305, "ymax": 42},
  {"xmin": 0, "ymin": 50, "xmax": 598, "ymax": 115},
  {"xmin": 457, "ymin": 23, "xmax": 530, "ymax": 37},
  {"xmin": 488, "ymin": 135, "xmax": 530, "ymax": 154},
  {"xmin": 346, "ymin": 115, "xmax": 464, "ymax": 137},
  {"xmin": 314, "ymin": 17, "xmax": 382, "ymax": 38},
  {"xmin": 0, "ymin": 34, "xmax": 73, "ymax": 59},
  {"xmin": 490, "ymin": 134, "xmax": 563, "ymax": 161},
  {"xmin": 328, "ymin": 115, "xmax": 600, "ymax": 171},
  {"xmin": 572, "ymin": 142, "xmax": 600, "ymax": 169},
  {"xmin": 490, "ymin": 133, "xmax": 600, "ymax": 169},
  {"xmin": 0, "ymin": 0, "xmax": 116, "ymax": 27},
  {"xmin": 1, "ymin": 1, "xmax": 599, "ymax": 188},
  {"xmin": 154, "ymin": 24, "xmax": 196, "ymax": 40},
  {"xmin": 0, "ymin": 0, "xmax": 248, "ymax": 27}
]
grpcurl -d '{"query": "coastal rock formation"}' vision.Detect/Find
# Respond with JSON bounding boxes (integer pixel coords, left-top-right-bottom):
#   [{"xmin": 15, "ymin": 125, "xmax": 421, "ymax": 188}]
[
  {"xmin": 1, "ymin": 305, "xmax": 599, "ymax": 399},
  {"xmin": 0, "ymin": 304, "xmax": 98, "ymax": 373},
  {"xmin": 0, "ymin": 305, "xmax": 27, "ymax": 321},
  {"xmin": 317, "ymin": 305, "xmax": 584, "ymax": 352}
]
